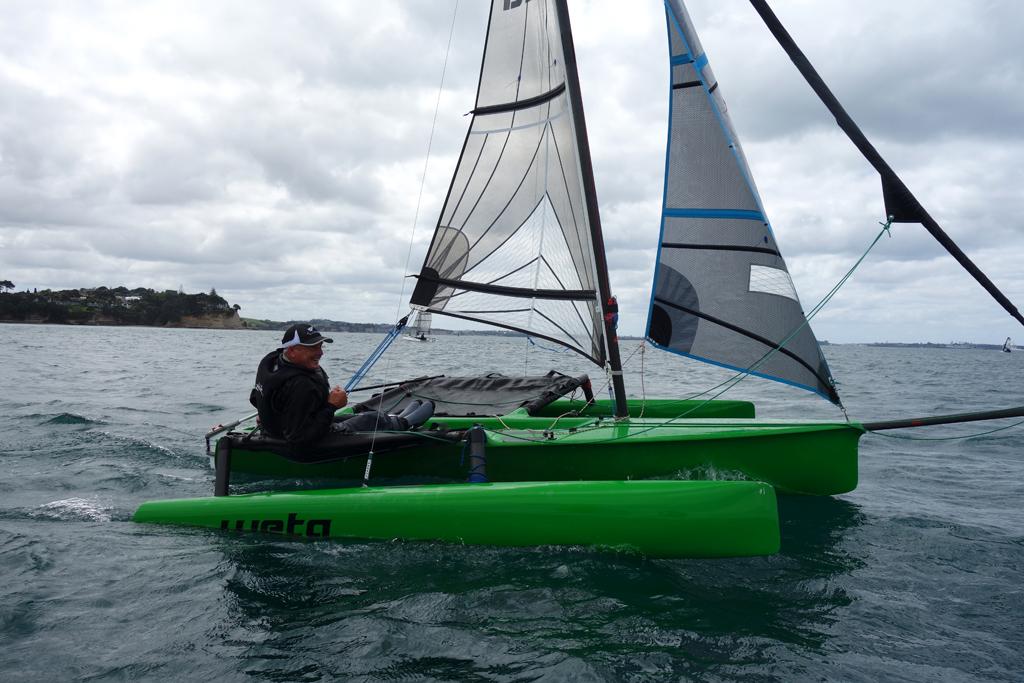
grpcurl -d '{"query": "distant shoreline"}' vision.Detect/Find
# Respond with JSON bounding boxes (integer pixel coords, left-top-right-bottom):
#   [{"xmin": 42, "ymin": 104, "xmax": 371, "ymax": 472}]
[{"xmin": 0, "ymin": 319, "xmax": 1014, "ymax": 349}]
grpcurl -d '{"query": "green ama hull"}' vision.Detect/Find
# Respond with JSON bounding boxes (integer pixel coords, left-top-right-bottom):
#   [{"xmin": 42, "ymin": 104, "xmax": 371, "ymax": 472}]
[
  {"xmin": 133, "ymin": 480, "xmax": 781, "ymax": 558},
  {"xmin": 227, "ymin": 417, "xmax": 863, "ymax": 496}
]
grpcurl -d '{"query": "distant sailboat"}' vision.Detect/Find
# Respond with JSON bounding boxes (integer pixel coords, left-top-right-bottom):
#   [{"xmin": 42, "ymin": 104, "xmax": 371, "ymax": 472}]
[
  {"xmin": 405, "ymin": 311, "xmax": 433, "ymax": 342},
  {"xmin": 1003, "ymin": 337, "xmax": 1013, "ymax": 353}
]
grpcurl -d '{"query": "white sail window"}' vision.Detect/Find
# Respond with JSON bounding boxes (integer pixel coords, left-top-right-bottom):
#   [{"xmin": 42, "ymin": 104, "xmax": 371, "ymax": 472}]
[{"xmin": 748, "ymin": 265, "xmax": 799, "ymax": 302}]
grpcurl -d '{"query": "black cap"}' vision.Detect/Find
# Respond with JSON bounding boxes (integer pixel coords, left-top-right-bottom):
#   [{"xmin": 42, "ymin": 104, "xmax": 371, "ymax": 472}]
[{"xmin": 280, "ymin": 323, "xmax": 334, "ymax": 348}]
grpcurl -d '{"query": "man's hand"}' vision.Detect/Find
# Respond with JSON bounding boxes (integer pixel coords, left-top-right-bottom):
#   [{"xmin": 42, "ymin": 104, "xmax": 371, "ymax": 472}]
[{"xmin": 328, "ymin": 386, "xmax": 348, "ymax": 409}]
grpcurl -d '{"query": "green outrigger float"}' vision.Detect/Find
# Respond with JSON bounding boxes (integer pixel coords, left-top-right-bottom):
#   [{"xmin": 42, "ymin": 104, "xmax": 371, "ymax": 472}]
[
  {"xmin": 135, "ymin": 480, "xmax": 781, "ymax": 558},
  {"xmin": 134, "ymin": 0, "xmax": 1024, "ymax": 556}
]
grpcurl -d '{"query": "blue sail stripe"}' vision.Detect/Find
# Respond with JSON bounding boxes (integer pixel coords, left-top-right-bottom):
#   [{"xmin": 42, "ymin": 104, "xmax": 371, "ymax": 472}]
[
  {"xmin": 670, "ymin": 54, "xmax": 693, "ymax": 65},
  {"xmin": 663, "ymin": 208, "xmax": 764, "ymax": 221}
]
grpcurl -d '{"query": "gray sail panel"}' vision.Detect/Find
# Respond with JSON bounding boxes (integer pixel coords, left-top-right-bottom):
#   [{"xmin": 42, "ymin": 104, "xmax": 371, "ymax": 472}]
[
  {"xmin": 648, "ymin": 0, "xmax": 839, "ymax": 403},
  {"xmin": 412, "ymin": 0, "xmax": 605, "ymax": 365}
]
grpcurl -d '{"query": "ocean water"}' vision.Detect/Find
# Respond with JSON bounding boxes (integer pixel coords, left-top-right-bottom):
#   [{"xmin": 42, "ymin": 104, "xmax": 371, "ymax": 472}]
[{"xmin": 1, "ymin": 323, "xmax": 1022, "ymax": 681}]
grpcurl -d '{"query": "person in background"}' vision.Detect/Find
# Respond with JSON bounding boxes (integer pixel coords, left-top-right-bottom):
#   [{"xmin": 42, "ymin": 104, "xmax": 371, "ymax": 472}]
[{"xmin": 250, "ymin": 323, "xmax": 432, "ymax": 449}]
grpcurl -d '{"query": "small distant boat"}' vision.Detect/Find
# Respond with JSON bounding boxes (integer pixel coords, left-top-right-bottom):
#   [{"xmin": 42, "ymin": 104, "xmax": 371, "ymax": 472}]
[
  {"xmin": 404, "ymin": 311, "xmax": 433, "ymax": 342},
  {"xmin": 1003, "ymin": 337, "xmax": 1013, "ymax": 353}
]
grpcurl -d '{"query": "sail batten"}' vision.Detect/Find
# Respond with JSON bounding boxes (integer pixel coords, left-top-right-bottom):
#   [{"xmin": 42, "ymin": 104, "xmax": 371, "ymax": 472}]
[
  {"xmin": 412, "ymin": 0, "xmax": 607, "ymax": 366},
  {"xmin": 648, "ymin": 0, "xmax": 839, "ymax": 404}
]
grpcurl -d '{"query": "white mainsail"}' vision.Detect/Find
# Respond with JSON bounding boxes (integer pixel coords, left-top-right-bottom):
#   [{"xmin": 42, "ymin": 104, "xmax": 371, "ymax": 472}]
[{"xmin": 410, "ymin": 0, "xmax": 605, "ymax": 365}]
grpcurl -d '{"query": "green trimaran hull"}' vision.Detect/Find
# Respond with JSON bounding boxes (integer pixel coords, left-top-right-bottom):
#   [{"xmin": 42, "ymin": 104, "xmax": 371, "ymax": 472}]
[
  {"xmin": 225, "ymin": 399, "xmax": 863, "ymax": 496},
  {"xmin": 133, "ymin": 480, "xmax": 780, "ymax": 558}
]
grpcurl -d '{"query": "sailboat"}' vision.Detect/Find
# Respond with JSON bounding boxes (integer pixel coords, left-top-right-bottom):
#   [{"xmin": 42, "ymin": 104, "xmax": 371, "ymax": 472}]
[
  {"xmin": 135, "ymin": 0, "xmax": 1024, "ymax": 556},
  {"xmin": 1003, "ymin": 337, "xmax": 1013, "ymax": 353},
  {"xmin": 404, "ymin": 311, "xmax": 433, "ymax": 342}
]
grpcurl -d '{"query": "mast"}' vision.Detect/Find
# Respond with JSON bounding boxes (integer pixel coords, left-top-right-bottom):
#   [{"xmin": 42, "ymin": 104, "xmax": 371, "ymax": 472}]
[{"xmin": 553, "ymin": 0, "xmax": 629, "ymax": 418}]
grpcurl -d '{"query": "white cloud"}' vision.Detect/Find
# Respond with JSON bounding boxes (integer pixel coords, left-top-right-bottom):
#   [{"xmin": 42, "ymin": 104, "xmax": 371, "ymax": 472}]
[{"xmin": 0, "ymin": 0, "xmax": 1021, "ymax": 344}]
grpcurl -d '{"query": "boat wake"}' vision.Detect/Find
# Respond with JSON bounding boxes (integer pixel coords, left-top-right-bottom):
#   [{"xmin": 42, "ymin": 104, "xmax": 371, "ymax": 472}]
[{"xmin": 31, "ymin": 497, "xmax": 114, "ymax": 522}]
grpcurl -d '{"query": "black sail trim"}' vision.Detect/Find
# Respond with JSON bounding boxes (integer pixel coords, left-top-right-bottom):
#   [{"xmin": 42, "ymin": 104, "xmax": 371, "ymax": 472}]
[
  {"xmin": 442, "ymin": 256, "xmax": 544, "ymax": 303},
  {"xmin": 532, "ymin": 307, "xmax": 586, "ymax": 353},
  {"xmin": 424, "ymin": 309, "xmax": 602, "ymax": 365},
  {"xmin": 418, "ymin": 274, "xmax": 595, "ymax": 301},
  {"xmin": 471, "ymin": 83, "xmax": 567, "ymax": 116},
  {"xmin": 672, "ymin": 80, "xmax": 702, "ymax": 90},
  {"xmin": 540, "ymin": 252, "xmax": 593, "ymax": 338},
  {"xmin": 662, "ymin": 242, "xmax": 780, "ymax": 256},
  {"xmin": 653, "ymin": 296, "xmax": 837, "ymax": 401}
]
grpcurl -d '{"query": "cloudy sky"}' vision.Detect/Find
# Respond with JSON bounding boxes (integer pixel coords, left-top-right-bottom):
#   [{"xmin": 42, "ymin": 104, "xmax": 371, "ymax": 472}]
[{"xmin": 1, "ymin": 0, "xmax": 1022, "ymax": 343}]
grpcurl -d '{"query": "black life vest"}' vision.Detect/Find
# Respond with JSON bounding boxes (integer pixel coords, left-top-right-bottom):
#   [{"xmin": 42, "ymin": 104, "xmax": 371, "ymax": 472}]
[{"xmin": 249, "ymin": 350, "xmax": 330, "ymax": 439}]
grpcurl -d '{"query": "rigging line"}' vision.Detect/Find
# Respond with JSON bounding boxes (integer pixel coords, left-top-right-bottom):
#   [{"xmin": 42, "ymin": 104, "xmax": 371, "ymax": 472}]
[
  {"xmin": 419, "ymin": 0, "xmax": 503, "ymax": 263},
  {"xmin": 367, "ymin": 0, "xmax": 460, "ymax": 472},
  {"xmin": 532, "ymin": 306, "xmax": 585, "ymax": 350},
  {"xmin": 655, "ymin": 219, "xmax": 895, "ymax": 410},
  {"xmin": 423, "ymin": 308, "xmax": 603, "ymax": 365},
  {"xmin": 557, "ymin": 219, "xmax": 895, "ymax": 443},
  {"xmin": 654, "ymin": 296, "xmax": 830, "ymax": 390},
  {"xmin": 868, "ymin": 419, "xmax": 1024, "ymax": 441},
  {"xmin": 584, "ymin": 338, "xmax": 646, "ymax": 402},
  {"xmin": 411, "ymin": 1, "xmax": 468, "ymax": 280},
  {"xmin": 651, "ymin": 221, "xmax": 899, "ymax": 408},
  {"xmin": 639, "ymin": 340, "xmax": 647, "ymax": 418},
  {"xmin": 527, "ymin": 336, "xmax": 572, "ymax": 353},
  {"xmin": 749, "ymin": 0, "xmax": 1024, "ymax": 329},
  {"xmin": 630, "ymin": 220, "xmax": 894, "ymax": 434},
  {"xmin": 400, "ymin": 0, "xmax": 460, "ymax": 309}
]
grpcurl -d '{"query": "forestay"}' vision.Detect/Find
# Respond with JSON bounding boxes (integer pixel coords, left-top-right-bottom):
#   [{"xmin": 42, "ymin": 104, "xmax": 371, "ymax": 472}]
[
  {"xmin": 410, "ymin": 0, "xmax": 605, "ymax": 365},
  {"xmin": 646, "ymin": 0, "xmax": 840, "ymax": 404}
]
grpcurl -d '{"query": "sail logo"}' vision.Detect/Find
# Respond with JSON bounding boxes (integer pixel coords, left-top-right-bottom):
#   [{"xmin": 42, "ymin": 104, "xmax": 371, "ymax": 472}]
[
  {"xmin": 220, "ymin": 512, "xmax": 331, "ymax": 537},
  {"xmin": 503, "ymin": 0, "xmax": 532, "ymax": 10}
]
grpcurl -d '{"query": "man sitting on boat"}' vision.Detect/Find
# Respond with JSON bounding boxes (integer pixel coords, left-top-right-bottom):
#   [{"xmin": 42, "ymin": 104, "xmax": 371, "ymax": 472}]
[{"xmin": 249, "ymin": 324, "xmax": 434, "ymax": 452}]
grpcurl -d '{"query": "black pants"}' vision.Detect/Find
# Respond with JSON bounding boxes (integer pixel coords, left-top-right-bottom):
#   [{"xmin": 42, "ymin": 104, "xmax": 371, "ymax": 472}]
[{"xmin": 331, "ymin": 412, "xmax": 407, "ymax": 435}]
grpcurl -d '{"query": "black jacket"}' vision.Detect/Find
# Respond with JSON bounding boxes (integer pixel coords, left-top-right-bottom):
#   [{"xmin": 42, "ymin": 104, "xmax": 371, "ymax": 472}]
[{"xmin": 249, "ymin": 350, "xmax": 336, "ymax": 446}]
